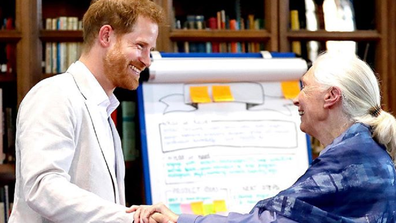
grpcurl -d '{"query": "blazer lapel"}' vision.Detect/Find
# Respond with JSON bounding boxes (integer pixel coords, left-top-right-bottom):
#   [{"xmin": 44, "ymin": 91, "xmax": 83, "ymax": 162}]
[
  {"xmin": 68, "ymin": 65, "xmax": 118, "ymax": 199},
  {"xmin": 109, "ymin": 118, "xmax": 126, "ymax": 204}
]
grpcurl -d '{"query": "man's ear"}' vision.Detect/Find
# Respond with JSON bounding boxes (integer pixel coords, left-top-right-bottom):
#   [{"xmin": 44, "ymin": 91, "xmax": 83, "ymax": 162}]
[
  {"xmin": 324, "ymin": 86, "xmax": 342, "ymax": 109},
  {"xmin": 98, "ymin": 25, "xmax": 113, "ymax": 47}
]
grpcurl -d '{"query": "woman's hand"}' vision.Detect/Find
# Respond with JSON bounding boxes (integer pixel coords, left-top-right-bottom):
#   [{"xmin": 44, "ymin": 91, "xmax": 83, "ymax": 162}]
[{"xmin": 127, "ymin": 202, "xmax": 179, "ymax": 223}]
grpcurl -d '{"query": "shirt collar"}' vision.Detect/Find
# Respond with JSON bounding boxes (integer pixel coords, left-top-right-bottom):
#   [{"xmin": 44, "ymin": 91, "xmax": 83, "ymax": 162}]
[{"xmin": 74, "ymin": 61, "xmax": 120, "ymax": 117}]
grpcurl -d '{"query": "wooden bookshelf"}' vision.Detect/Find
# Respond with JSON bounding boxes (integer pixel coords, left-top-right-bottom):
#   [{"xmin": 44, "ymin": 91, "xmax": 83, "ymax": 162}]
[
  {"xmin": 0, "ymin": 73, "xmax": 16, "ymax": 82},
  {"xmin": 2, "ymin": 0, "xmax": 396, "ymax": 206},
  {"xmin": 0, "ymin": 30, "xmax": 21, "ymax": 42},
  {"xmin": 279, "ymin": 0, "xmax": 395, "ymax": 112},
  {"xmin": 40, "ymin": 30, "xmax": 83, "ymax": 42},
  {"xmin": 0, "ymin": 164, "xmax": 15, "ymax": 187},
  {"xmin": 156, "ymin": 0, "xmax": 279, "ymax": 52},
  {"xmin": 169, "ymin": 29, "xmax": 272, "ymax": 42},
  {"xmin": 287, "ymin": 30, "xmax": 381, "ymax": 41}
]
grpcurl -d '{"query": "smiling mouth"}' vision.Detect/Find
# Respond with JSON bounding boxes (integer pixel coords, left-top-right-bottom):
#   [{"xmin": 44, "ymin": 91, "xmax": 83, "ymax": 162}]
[
  {"xmin": 299, "ymin": 110, "xmax": 304, "ymax": 116},
  {"xmin": 129, "ymin": 64, "xmax": 142, "ymax": 76}
]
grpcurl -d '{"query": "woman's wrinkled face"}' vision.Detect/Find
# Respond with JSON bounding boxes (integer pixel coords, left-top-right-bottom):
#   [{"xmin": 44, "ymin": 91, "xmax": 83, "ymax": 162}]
[{"xmin": 293, "ymin": 68, "xmax": 328, "ymax": 137}]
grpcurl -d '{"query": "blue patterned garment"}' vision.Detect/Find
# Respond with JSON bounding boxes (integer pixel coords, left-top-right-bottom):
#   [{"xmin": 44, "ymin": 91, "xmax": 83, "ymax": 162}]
[{"xmin": 251, "ymin": 123, "xmax": 396, "ymax": 223}]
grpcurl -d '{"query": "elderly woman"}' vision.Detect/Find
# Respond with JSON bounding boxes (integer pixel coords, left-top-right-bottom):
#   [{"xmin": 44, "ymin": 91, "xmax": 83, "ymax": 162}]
[{"xmin": 132, "ymin": 52, "xmax": 396, "ymax": 223}]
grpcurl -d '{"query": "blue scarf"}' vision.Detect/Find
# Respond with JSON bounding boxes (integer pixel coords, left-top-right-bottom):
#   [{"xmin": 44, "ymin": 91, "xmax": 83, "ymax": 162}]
[{"xmin": 251, "ymin": 123, "xmax": 396, "ymax": 222}]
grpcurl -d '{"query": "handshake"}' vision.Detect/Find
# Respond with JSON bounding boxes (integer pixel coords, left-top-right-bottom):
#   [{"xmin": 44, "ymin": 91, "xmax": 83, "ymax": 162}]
[{"xmin": 128, "ymin": 203, "xmax": 179, "ymax": 223}]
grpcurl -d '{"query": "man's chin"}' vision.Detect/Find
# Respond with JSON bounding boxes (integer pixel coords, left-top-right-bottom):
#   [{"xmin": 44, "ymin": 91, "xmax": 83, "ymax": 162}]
[{"xmin": 119, "ymin": 79, "xmax": 140, "ymax": 91}]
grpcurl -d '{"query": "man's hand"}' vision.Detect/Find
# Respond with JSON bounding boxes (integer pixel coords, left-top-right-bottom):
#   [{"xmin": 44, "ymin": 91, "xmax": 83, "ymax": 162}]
[{"xmin": 128, "ymin": 203, "xmax": 179, "ymax": 223}]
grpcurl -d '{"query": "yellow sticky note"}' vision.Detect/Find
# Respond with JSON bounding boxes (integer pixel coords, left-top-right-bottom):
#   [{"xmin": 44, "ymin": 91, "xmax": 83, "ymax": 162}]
[
  {"xmin": 213, "ymin": 200, "xmax": 227, "ymax": 213},
  {"xmin": 281, "ymin": 81, "xmax": 300, "ymax": 99},
  {"xmin": 212, "ymin": 85, "xmax": 234, "ymax": 102},
  {"xmin": 203, "ymin": 203, "xmax": 215, "ymax": 215},
  {"xmin": 190, "ymin": 86, "xmax": 212, "ymax": 103},
  {"xmin": 191, "ymin": 201, "xmax": 204, "ymax": 215}
]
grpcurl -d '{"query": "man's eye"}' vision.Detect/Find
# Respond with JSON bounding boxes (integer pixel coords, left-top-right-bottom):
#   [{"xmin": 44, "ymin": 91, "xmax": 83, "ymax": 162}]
[{"xmin": 137, "ymin": 44, "xmax": 143, "ymax": 50}]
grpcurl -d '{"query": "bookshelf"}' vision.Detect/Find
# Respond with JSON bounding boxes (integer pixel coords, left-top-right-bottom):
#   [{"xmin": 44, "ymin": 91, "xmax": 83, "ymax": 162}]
[
  {"xmin": 279, "ymin": 0, "xmax": 394, "ymax": 112},
  {"xmin": 0, "ymin": 0, "xmax": 395, "ymax": 207},
  {"xmin": 155, "ymin": 0, "xmax": 279, "ymax": 52}
]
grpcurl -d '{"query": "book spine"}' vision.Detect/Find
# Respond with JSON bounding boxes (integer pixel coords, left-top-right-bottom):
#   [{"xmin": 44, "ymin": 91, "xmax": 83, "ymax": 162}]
[
  {"xmin": 290, "ymin": 10, "xmax": 302, "ymax": 56},
  {"xmin": 0, "ymin": 89, "xmax": 3, "ymax": 164},
  {"xmin": 121, "ymin": 101, "xmax": 138, "ymax": 161}
]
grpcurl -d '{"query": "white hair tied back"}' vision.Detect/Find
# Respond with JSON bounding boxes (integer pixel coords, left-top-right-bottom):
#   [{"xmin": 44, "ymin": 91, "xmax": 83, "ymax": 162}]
[{"xmin": 313, "ymin": 52, "xmax": 396, "ymax": 165}]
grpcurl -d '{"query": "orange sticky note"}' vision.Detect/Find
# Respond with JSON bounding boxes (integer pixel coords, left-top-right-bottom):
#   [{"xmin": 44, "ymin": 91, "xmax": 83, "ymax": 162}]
[
  {"xmin": 213, "ymin": 200, "xmax": 227, "ymax": 213},
  {"xmin": 190, "ymin": 86, "xmax": 212, "ymax": 103},
  {"xmin": 212, "ymin": 85, "xmax": 234, "ymax": 102},
  {"xmin": 281, "ymin": 81, "xmax": 300, "ymax": 99},
  {"xmin": 191, "ymin": 201, "xmax": 204, "ymax": 215}
]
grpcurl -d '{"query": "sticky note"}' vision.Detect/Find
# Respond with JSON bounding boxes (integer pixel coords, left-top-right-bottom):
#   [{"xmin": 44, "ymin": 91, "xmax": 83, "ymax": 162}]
[
  {"xmin": 190, "ymin": 86, "xmax": 212, "ymax": 103},
  {"xmin": 213, "ymin": 200, "xmax": 227, "ymax": 213},
  {"xmin": 212, "ymin": 85, "xmax": 234, "ymax": 102},
  {"xmin": 180, "ymin": 203, "xmax": 193, "ymax": 214},
  {"xmin": 191, "ymin": 201, "xmax": 204, "ymax": 215},
  {"xmin": 281, "ymin": 81, "xmax": 300, "ymax": 99},
  {"xmin": 203, "ymin": 203, "xmax": 215, "ymax": 215},
  {"xmin": 169, "ymin": 203, "xmax": 182, "ymax": 214}
]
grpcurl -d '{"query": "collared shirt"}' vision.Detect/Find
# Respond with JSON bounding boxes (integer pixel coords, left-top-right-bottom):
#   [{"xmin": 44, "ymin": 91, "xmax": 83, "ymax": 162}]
[{"xmin": 77, "ymin": 61, "xmax": 120, "ymax": 172}]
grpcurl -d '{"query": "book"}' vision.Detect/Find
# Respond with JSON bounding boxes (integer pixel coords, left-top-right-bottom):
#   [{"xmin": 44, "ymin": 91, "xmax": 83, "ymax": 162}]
[
  {"xmin": 290, "ymin": 10, "xmax": 302, "ymax": 56},
  {"xmin": 3, "ymin": 185, "xmax": 8, "ymax": 222},
  {"xmin": 305, "ymin": 0, "xmax": 320, "ymax": 62},
  {"xmin": 5, "ymin": 107, "xmax": 15, "ymax": 163},
  {"xmin": 323, "ymin": 0, "xmax": 356, "ymax": 54},
  {"xmin": 207, "ymin": 17, "xmax": 220, "ymax": 53},
  {"xmin": 5, "ymin": 18, "xmax": 16, "ymax": 74},
  {"xmin": 229, "ymin": 19, "xmax": 238, "ymax": 53},
  {"xmin": 57, "ymin": 16, "xmax": 68, "ymax": 73},
  {"xmin": 0, "ymin": 89, "xmax": 3, "ymax": 164},
  {"xmin": 0, "ymin": 187, "xmax": 4, "ymax": 223},
  {"xmin": 121, "ymin": 101, "xmax": 138, "ymax": 161}
]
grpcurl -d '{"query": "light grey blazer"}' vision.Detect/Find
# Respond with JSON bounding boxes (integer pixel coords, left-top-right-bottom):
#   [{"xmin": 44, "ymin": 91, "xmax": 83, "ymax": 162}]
[{"xmin": 9, "ymin": 62, "xmax": 134, "ymax": 222}]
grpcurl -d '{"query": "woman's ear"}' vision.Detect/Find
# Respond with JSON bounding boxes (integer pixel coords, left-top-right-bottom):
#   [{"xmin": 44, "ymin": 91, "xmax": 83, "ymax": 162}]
[
  {"xmin": 98, "ymin": 25, "xmax": 113, "ymax": 47},
  {"xmin": 324, "ymin": 86, "xmax": 342, "ymax": 109}
]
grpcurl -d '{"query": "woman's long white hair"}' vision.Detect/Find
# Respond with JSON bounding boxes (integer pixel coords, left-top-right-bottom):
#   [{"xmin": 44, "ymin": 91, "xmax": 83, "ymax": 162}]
[{"xmin": 311, "ymin": 52, "xmax": 396, "ymax": 164}]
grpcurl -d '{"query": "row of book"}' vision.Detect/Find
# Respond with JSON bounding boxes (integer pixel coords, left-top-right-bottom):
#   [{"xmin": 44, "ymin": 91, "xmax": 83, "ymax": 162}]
[
  {"xmin": 43, "ymin": 42, "xmax": 82, "ymax": 74},
  {"xmin": 43, "ymin": 17, "xmax": 83, "ymax": 74},
  {"xmin": 174, "ymin": 41, "xmax": 265, "ymax": 53},
  {"xmin": 44, "ymin": 16, "xmax": 82, "ymax": 31},
  {"xmin": 0, "ymin": 89, "xmax": 15, "ymax": 165},
  {"xmin": 0, "ymin": 43, "xmax": 15, "ymax": 75},
  {"xmin": 290, "ymin": 0, "xmax": 357, "ymax": 62},
  {"xmin": 0, "ymin": 185, "xmax": 12, "ymax": 222},
  {"xmin": 1, "ymin": 18, "xmax": 13, "ymax": 31},
  {"xmin": 0, "ymin": 17, "xmax": 16, "ymax": 75},
  {"xmin": 175, "ymin": 12, "xmax": 264, "ymax": 31}
]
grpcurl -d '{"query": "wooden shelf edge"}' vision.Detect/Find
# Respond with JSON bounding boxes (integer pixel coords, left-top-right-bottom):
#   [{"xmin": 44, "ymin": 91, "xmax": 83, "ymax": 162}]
[
  {"xmin": 0, "ymin": 30, "xmax": 22, "ymax": 42},
  {"xmin": 40, "ymin": 30, "xmax": 83, "ymax": 42},
  {"xmin": 0, "ymin": 163, "xmax": 15, "ymax": 185},
  {"xmin": 287, "ymin": 30, "xmax": 381, "ymax": 41},
  {"xmin": 0, "ymin": 73, "xmax": 17, "ymax": 82},
  {"xmin": 170, "ymin": 29, "xmax": 272, "ymax": 41}
]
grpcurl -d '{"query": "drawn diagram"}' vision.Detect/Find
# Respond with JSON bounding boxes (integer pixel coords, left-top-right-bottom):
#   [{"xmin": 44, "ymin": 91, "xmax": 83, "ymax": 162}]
[{"xmin": 141, "ymin": 82, "xmax": 309, "ymax": 215}]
